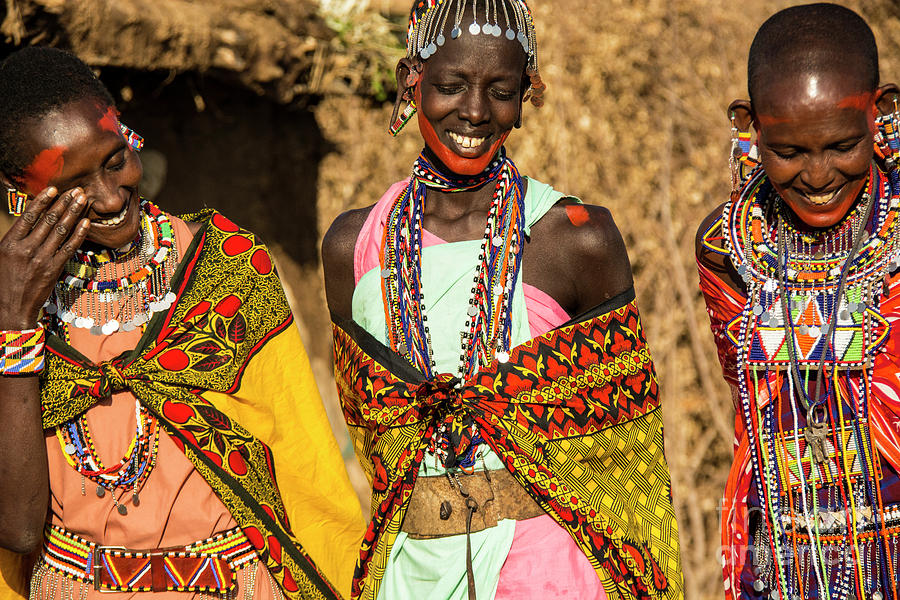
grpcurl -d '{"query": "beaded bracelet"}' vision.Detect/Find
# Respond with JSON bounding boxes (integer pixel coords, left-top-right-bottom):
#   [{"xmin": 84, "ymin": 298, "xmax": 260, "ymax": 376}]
[{"xmin": 0, "ymin": 326, "xmax": 46, "ymax": 375}]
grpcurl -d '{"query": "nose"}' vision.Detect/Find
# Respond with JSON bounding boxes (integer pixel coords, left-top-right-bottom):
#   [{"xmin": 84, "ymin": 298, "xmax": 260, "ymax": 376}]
[
  {"xmin": 85, "ymin": 177, "xmax": 125, "ymax": 215},
  {"xmin": 799, "ymin": 153, "xmax": 835, "ymax": 192},
  {"xmin": 458, "ymin": 87, "xmax": 490, "ymax": 125}
]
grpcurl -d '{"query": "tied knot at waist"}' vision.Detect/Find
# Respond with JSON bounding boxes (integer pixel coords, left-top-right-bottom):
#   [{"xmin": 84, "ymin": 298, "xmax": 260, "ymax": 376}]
[
  {"xmin": 414, "ymin": 373, "xmax": 476, "ymax": 416},
  {"xmin": 93, "ymin": 361, "xmax": 129, "ymax": 398}
]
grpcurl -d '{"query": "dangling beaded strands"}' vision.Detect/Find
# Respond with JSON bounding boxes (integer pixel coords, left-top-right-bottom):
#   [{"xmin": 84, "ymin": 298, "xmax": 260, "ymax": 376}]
[{"xmin": 381, "ymin": 150, "xmax": 524, "ymax": 381}]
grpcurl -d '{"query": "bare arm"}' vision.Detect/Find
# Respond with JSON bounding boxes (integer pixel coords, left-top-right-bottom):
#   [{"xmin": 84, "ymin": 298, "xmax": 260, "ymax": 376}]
[
  {"xmin": 0, "ymin": 186, "xmax": 89, "ymax": 553},
  {"xmin": 321, "ymin": 206, "xmax": 374, "ymax": 322},
  {"xmin": 694, "ymin": 201, "xmax": 746, "ymax": 297}
]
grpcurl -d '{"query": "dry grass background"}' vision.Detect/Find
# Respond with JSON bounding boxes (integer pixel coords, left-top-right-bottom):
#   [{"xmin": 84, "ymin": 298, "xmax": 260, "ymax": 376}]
[
  {"xmin": 302, "ymin": 1, "xmax": 900, "ymax": 598},
  {"xmin": 3, "ymin": 1, "xmax": 900, "ymax": 598}
]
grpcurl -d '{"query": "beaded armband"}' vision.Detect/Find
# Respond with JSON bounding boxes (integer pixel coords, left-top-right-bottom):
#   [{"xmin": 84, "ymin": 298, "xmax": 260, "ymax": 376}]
[{"xmin": 0, "ymin": 326, "xmax": 46, "ymax": 375}]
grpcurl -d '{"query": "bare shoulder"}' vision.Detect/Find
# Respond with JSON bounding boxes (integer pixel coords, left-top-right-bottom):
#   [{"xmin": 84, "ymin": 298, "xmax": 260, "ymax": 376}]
[
  {"xmin": 695, "ymin": 202, "xmax": 728, "ymax": 265},
  {"xmin": 525, "ymin": 198, "xmax": 633, "ymax": 316},
  {"xmin": 321, "ymin": 205, "xmax": 376, "ymax": 321}
]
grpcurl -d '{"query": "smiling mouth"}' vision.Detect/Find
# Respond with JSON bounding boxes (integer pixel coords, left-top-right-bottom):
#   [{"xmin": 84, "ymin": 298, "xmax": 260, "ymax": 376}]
[
  {"xmin": 92, "ymin": 198, "xmax": 130, "ymax": 227},
  {"xmin": 802, "ymin": 188, "xmax": 841, "ymax": 206},
  {"xmin": 448, "ymin": 131, "xmax": 487, "ymax": 149}
]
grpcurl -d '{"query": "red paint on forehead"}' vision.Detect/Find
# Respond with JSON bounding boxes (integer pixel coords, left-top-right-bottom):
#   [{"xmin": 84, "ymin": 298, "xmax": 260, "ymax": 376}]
[
  {"xmin": 23, "ymin": 146, "xmax": 65, "ymax": 193},
  {"xmin": 97, "ymin": 105, "xmax": 119, "ymax": 134},
  {"xmin": 565, "ymin": 204, "xmax": 590, "ymax": 227},
  {"xmin": 755, "ymin": 114, "xmax": 790, "ymax": 127},
  {"xmin": 837, "ymin": 91, "xmax": 875, "ymax": 111}
]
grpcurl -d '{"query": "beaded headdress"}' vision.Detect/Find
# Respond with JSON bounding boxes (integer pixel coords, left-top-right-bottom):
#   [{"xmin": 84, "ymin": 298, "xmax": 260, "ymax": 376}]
[{"xmin": 406, "ymin": 0, "xmax": 544, "ymax": 106}]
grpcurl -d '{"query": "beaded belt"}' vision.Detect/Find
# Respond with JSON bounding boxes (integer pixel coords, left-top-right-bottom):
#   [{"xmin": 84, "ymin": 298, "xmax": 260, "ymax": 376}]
[{"xmin": 42, "ymin": 524, "xmax": 258, "ymax": 592}]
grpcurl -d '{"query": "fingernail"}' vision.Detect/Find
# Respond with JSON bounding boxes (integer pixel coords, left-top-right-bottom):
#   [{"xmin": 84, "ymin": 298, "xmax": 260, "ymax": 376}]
[{"xmin": 47, "ymin": 187, "xmax": 57, "ymax": 197}]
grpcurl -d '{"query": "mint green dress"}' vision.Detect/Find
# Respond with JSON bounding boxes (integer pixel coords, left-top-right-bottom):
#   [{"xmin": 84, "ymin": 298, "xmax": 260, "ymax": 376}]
[{"xmin": 351, "ymin": 178, "xmax": 566, "ymax": 600}]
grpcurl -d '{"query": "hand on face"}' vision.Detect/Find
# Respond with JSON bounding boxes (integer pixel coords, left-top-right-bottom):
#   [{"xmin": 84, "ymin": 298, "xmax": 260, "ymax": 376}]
[
  {"xmin": 410, "ymin": 28, "xmax": 527, "ymax": 175},
  {"xmin": 0, "ymin": 98, "xmax": 143, "ymax": 329},
  {"xmin": 0, "ymin": 186, "xmax": 91, "ymax": 329},
  {"xmin": 749, "ymin": 74, "xmax": 885, "ymax": 229}
]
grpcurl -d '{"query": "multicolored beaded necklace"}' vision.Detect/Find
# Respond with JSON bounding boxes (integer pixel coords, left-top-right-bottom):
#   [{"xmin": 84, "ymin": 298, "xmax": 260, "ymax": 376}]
[
  {"xmin": 43, "ymin": 199, "xmax": 178, "ymax": 336},
  {"xmin": 380, "ymin": 148, "xmax": 525, "ymax": 469},
  {"xmin": 56, "ymin": 398, "xmax": 160, "ymax": 516},
  {"xmin": 380, "ymin": 148, "xmax": 525, "ymax": 381},
  {"xmin": 725, "ymin": 115, "xmax": 900, "ymax": 598}
]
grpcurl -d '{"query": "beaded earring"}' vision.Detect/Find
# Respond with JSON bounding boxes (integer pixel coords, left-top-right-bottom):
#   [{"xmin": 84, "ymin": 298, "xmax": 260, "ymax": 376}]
[
  {"xmin": 729, "ymin": 112, "xmax": 757, "ymax": 192},
  {"xmin": 6, "ymin": 188, "xmax": 27, "ymax": 216},
  {"xmin": 875, "ymin": 96, "xmax": 900, "ymax": 171},
  {"xmin": 118, "ymin": 122, "xmax": 144, "ymax": 152},
  {"xmin": 389, "ymin": 68, "xmax": 422, "ymax": 137}
]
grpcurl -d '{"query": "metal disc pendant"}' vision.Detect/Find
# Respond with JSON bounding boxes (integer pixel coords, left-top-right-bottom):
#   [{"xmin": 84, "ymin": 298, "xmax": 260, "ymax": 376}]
[
  {"xmin": 132, "ymin": 492, "xmax": 140, "ymax": 507},
  {"xmin": 873, "ymin": 591, "xmax": 884, "ymax": 600},
  {"xmin": 101, "ymin": 320, "xmax": 120, "ymax": 335},
  {"xmin": 45, "ymin": 303, "xmax": 58, "ymax": 315},
  {"xmin": 64, "ymin": 443, "xmax": 76, "ymax": 455},
  {"xmin": 436, "ymin": 34, "xmax": 445, "ymax": 46},
  {"xmin": 117, "ymin": 504, "xmax": 128, "ymax": 516},
  {"xmin": 426, "ymin": 42, "xmax": 437, "ymax": 55},
  {"xmin": 491, "ymin": 25, "xmax": 501, "ymax": 37},
  {"xmin": 451, "ymin": 26, "xmax": 461, "ymax": 39},
  {"xmin": 517, "ymin": 31, "xmax": 527, "ymax": 44},
  {"xmin": 467, "ymin": 306, "xmax": 478, "ymax": 317},
  {"xmin": 492, "ymin": 235, "xmax": 503, "ymax": 247},
  {"xmin": 89, "ymin": 325, "xmax": 103, "ymax": 336},
  {"xmin": 753, "ymin": 580, "xmax": 764, "ymax": 592},
  {"xmin": 96, "ymin": 485, "xmax": 106, "ymax": 498},
  {"xmin": 469, "ymin": 22, "xmax": 481, "ymax": 35},
  {"xmin": 381, "ymin": 268, "xmax": 391, "ymax": 279},
  {"xmin": 799, "ymin": 324, "xmax": 809, "ymax": 335},
  {"xmin": 809, "ymin": 326, "xmax": 821, "ymax": 337},
  {"xmin": 495, "ymin": 351, "xmax": 509, "ymax": 363},
  {"xmin": 165, "ymin": 292, "xmax": 177, "ymax": 304},
  {"xmin": 505, "ymin": 28, "xmax": 515, "ymax": 40}
]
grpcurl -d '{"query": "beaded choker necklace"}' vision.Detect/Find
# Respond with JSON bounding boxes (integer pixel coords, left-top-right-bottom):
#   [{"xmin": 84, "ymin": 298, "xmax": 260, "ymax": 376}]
[
  {"xmin": 380, "ymin": 148, "xmax": 525, "ymax": 382},
  {"xmin": 43, "ymin": 200, "xmax": 178, "ymax": 336}
]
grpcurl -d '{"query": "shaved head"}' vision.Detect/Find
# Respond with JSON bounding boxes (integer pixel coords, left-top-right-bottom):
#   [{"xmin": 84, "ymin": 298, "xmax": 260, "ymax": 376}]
[{"xmin": 748, "ymin": 3, "xmax": 878, "ymax": 109}]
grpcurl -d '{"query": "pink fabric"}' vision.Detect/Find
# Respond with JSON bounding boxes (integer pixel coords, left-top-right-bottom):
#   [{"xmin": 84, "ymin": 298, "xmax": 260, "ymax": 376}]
[
  {"xmin": 356, "ymin": 181, "xmax": 607, "ymax": 598},
  {"xmin": 40, "ymin": 216, "xmax": 276, "ymax": 600},
  {"xmin": 495, "ymin": 515, "xmax": 608, "ymax": 599}
]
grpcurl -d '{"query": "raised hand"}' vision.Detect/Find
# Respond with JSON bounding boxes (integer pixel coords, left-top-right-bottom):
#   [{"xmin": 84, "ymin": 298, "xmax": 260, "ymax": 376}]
[{"xmin": 0, "ymin": 187, "xmax": 90, "ymax": 330}]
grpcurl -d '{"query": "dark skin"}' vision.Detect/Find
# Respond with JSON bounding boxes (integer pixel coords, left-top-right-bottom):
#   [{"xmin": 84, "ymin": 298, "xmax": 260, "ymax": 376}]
[
  {"xmin": 696, "ymin": 66, "xmax": 900, "ymax": 296},
  {"xmin": 0, "ymin": 98, "xmax": 199, "ymax": 553},
  {"xmin": 323, "ymin": 27, "xmax": 632, "ymax": 332}
]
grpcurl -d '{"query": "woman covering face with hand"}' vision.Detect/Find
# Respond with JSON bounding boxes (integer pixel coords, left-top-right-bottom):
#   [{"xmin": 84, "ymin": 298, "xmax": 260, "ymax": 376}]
[
  {"xmin": 0, "ymin": 47, "xmax": 362, "ymax": 600},
  {"xmin": 322, "ymin": 1, "xmax": 683, "ymax": 599}
]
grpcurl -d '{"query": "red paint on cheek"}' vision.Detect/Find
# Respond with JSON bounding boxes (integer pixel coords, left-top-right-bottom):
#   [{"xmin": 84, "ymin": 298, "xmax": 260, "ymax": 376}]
[
  {"xmin": 23, "ymin": 146, "xmax": 65, "ymax": 193},
  {"xmin": 565, "ymin": 204, "xmax": 590, "ymax": 227},
  {"xmin": 415, "ymin": 84, "xmax": 510, "ymax": 176},
  {"xmin": 97, "ymin": 106, "xmax": 119, "ymax": 134}
]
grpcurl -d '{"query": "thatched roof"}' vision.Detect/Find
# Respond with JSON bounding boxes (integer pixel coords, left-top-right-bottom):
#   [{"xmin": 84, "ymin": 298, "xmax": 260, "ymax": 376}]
[{"xmin": 1, "ymin": 0, "xmax": 401, "ymax": 102}]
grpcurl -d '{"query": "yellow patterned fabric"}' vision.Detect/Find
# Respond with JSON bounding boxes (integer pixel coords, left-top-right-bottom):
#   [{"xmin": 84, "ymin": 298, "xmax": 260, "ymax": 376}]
[
  {"xmin": 333, "ymin": 289, "xmax": 684, "ymax": 599},
  {"xmin": 0, "ymin": 210, "xmax": 363, "ymax": 600}
]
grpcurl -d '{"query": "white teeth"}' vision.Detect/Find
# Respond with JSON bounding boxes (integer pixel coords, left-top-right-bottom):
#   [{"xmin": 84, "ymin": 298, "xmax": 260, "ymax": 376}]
[
  {"xmin": 449, "ymin": 131, "xmax": 486, "ymax": 149},
  {"xmin": 97, "ymin": 203, "xmax": 128, "ymax": 226}
]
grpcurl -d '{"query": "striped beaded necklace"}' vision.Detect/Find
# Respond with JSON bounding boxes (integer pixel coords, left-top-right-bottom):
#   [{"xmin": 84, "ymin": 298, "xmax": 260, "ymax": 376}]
[{"xmin": 380, "ymin": 148, "xmax": 525, "ymax": 382}]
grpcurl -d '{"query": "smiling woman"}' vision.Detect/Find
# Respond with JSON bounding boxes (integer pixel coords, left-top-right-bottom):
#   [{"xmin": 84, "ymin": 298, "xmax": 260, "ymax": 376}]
[
  {"xmin": 0, "ymin": 47, "xmax": 363, "ymax": 600},
  {"xmin": 321, "ymin": 1, "xmax": 683, "ymax": 599},
  {"xmin": 695, "ymin": 4, "xmax": 900, "ymax": 599}
]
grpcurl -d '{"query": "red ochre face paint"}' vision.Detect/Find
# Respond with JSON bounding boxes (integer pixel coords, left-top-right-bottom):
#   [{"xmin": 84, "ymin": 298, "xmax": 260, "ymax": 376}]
[
  {"xmin": 97, "ymin": 105, "xmax": 119, "ymax": 134},
  {"xmin": 565, "ymin": 204, "xmax": 590, "ymax": 227},
  {"xmin": 838, "ymin": 91, "xmax": 875, "ymax": 112},
  {"xmin": 23, "ymin": 146, "xmax": 65, "ymax": 193},
  {"xmin": 415, "ymin": 84, "xmax": 511, "ymax": 176}
]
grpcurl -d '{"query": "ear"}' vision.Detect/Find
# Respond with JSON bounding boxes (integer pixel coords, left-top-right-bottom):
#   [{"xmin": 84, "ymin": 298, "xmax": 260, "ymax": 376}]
[
  {"xmin": 874, "ymin": 83, "xmax": 900, "ymax": 116},
  {"xmin": 390, "ymin": 58, "xmax": 423, "ymax": 127},
  {"xmin": 728, "ymin": 99, "xmax": 754, "ymax": 131},
  {"xmin": 0, "ymin": 172, "xmax": 18, "ymax": 192}
]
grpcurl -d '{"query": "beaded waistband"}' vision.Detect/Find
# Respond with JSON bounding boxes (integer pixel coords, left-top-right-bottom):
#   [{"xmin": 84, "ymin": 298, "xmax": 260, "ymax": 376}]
[{"xmin": 41, "ymin": 524, "xmax": 258, "ymax": 592}]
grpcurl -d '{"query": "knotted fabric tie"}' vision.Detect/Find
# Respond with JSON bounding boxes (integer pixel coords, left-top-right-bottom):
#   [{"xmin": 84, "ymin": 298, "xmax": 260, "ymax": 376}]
[
  {"xmin": 415, "ymin": 373, "xmax": 481, "ymax": 469},
  {"xmin": 93, "ymin": 360, "xmax": 129, "ymax": 399}
]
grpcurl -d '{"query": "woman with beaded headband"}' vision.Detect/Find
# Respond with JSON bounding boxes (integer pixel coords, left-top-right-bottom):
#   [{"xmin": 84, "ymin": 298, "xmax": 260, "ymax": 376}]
[
  {"xmin": 696, "ymin": 4, "xmax": 900, "ymax": 599},
  {"xmin": 323, "ymin": 1, "xmax": 683, "ymax": 598},
  {"xmin": 0, "ymin": 47, "xmax": 363, "ymax": 600}
]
